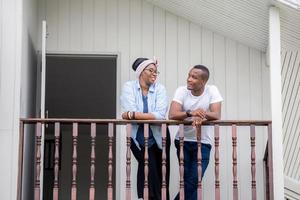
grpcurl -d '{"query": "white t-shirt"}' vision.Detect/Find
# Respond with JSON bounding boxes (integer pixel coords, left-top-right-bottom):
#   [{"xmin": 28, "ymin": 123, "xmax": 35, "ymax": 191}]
[{"xmin": 173, "ymin": 85, "xmax": 223, "ymax": 145}]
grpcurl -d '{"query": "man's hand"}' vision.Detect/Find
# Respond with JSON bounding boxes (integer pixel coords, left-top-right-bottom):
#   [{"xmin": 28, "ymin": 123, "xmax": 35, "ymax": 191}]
[
  {"xmin": 191, "ymin": 108, "xmax": 206, "ymax": 119},
  {"xmin": 192, "ymin": 116, "xmax": 206, "ymax": 127}
]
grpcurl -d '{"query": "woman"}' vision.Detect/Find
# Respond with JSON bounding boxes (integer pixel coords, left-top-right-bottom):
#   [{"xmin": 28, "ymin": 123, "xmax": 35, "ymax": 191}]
[{"xmin": 120, "ymin": 57, "xmax": 170, "ymax": 200}]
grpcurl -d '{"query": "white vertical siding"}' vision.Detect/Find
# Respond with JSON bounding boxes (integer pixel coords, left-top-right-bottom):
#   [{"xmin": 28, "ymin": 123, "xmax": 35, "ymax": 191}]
[
  {"xmin": 20, "ymin": 0, "xmax": 39, "ymax": 200},
  {"xmin": 0, "ymin": 0, "xmax": 24, "ymax": 199},
  {"xmin": 39, "ymin": 0, "xmax": 271, "ymax": 199},
  {"xmin": 282, "ymin": 50, "xmax": 300, "ymax": 183}
]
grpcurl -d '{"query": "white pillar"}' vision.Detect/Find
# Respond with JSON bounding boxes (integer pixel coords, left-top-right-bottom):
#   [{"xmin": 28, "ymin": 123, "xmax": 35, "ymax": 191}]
[{"xmin": 269, "ymin": 6, "xmax": 284, "ymax": 200}]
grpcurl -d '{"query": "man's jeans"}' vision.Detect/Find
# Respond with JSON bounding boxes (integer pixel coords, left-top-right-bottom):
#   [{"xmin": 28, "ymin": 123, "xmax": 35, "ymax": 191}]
[{"xmin": 174, "ymin": 140, "xmax": 211, "ymax": 200}]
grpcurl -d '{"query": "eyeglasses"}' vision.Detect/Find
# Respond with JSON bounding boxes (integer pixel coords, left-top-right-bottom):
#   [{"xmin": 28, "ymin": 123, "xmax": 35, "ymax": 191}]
[{"xmin": 144, "ymin": 68, "xmax": 160, "ymax": 75}]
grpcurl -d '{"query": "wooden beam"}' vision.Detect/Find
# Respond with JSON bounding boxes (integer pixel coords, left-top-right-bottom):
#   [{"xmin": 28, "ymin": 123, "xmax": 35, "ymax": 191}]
[{"xmin": 269, "ymin": 6, "xmax": 284, "ymax": 200}]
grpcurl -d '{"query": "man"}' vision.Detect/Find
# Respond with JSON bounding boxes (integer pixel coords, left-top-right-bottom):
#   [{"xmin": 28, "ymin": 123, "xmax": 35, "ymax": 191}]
[{"xmin": 169, "ymin": 65, "xmax": 223, "ymax": 200}]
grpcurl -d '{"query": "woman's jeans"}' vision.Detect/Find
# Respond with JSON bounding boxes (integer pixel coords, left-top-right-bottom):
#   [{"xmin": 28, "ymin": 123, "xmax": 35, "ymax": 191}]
[{"xmin": 174, "ymin": 140, "xmax": 211, "ymax": 200}]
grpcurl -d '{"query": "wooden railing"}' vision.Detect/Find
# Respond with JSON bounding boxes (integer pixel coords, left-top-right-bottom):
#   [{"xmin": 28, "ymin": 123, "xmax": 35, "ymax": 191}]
[{"xmin": 17, "ymin": 118, "xmax": 273, "ymax": 200}]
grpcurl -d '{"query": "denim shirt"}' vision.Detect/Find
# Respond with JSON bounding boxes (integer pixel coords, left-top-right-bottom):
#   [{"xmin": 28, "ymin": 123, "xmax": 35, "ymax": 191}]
[{"xmin": 120, "ymin": 80, "xmax": 168, "ymax": 149}]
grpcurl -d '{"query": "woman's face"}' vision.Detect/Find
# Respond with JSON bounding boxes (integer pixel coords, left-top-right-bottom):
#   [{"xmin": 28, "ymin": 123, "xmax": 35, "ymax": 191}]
[{"xmin": 140, "ymin": 64, "xmax": 159, "ymax": 85}]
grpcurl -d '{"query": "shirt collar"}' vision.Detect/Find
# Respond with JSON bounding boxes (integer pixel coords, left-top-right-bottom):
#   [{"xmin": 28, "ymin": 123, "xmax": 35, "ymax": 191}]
[{"xmin": 135, "ymin": 80, "xmax": 155, "ymax": 93}]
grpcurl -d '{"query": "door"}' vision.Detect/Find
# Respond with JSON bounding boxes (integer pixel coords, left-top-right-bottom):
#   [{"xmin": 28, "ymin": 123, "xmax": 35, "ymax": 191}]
[{"xmin": 43, "ymin": 54, "xmax": 117, "ymax": 200}]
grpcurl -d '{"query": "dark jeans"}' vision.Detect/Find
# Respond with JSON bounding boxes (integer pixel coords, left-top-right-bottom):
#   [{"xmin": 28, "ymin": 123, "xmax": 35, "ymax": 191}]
[
  {"xmin": 174, "ymin": 140, "xmax": 211, "ymax": 200},
  {"xmin": 130, "ymin": 130, "xmax": 171, "ymax": 200}
]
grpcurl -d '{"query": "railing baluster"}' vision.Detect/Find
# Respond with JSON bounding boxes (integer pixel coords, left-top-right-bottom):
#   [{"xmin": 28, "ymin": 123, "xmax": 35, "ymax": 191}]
[
  {"xmin": 53, "ymin": 122, "xmax": 60, "ymax": 200},
  {"xmin": 107, "ymin": 123, "xmax": 114, "ymax": 200},
  {"xmin": 232, "ymin": 124, "xmax": 238, "ymax": 200},
  {"xmin": 126, "ymin": 124, "xmax": 132, "ymax": 200},
  {"xmin": 161, "ymin": 123, "xmax": 167, "ymax": 200},
  {"xmin": 71, "ymin": 123, "xmax": 78, "ymax": 200},
  {"xmin": 214, "ymin": 125, "xmax": 220, "ymax": 200},
  {"xmin": 179, "ymin": 124, "xmax": 185, "ymax": 200},
  {"xmin": 197, "ymin": 126, "xmax": 202, "ymax": 200},
  {"xmin": 89, "ymin": 123, "xmax": 96, "ymax": 200},
  {"xmin": 34, "ymin": 122, "xmax": 42, "ymax": 200},
  {"xmin": 144, "ymin": 123, "xmax": 149, "ymax": 200},
  {"xmin": 250, "ymin": 125, "xmax": 257, "ymax": 200}
]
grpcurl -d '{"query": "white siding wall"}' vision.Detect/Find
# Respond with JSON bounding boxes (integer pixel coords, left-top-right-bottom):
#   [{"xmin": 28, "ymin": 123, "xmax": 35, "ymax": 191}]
[
  {"xmin": 0, "ymin": 0, "xmax": 23, "ymax": 199},
  {"xmin": 38, "ymin": 0, "xmax": 271, "ymax": 199},
  {"xmin": 282, "ymin": 50, "xmax": 300, "ymax": 198},
  {"xmin": 20, "ymin": 0, "xmax": 39, "ymax": 200}
]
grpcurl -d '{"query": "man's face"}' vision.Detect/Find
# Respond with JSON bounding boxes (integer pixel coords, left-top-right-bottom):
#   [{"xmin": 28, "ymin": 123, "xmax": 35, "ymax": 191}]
[
  {"xmin": 140, "ymin": 64, "xmax": 158, "ymax": 85},
  {"xmin": 187, "ymin": 68, "xmax": 206, "ymax": 91}
]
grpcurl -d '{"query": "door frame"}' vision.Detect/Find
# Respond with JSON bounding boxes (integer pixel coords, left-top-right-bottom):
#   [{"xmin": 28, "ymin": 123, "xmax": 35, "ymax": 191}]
[{"xmin": 38, "ymin": 51, "xmax": 123, "ymax": 198}]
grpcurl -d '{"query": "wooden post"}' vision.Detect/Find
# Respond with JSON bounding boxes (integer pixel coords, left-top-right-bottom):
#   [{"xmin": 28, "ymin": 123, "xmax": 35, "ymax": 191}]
[
  {"xmin": 17, "ymin": 121, "xmax": 24, "ymax": 200},
  {"xmin": 125, "ymin": 124, "xmax": 132, "ymax": 200},
  {"xmin": 250, "ymin": 125, "xmax": 257, "ymax": 200},
  {"xmin": 53, "ymin": 123, "xmax": 60, "ymax": 200},
  {"xmin": 107, "ymin": 123, "xmax": 114, "ymax": 200},
  {"xmin": 161, "ymin": 124, "xmax": 167, "ymax": 200},
  {"xmin": 34, "ymin": 122, "xmax": 42, "ymax": 200},
  {"xmin": 179, "ymin": 124, "xmax": 185, "ymax": 200},
  {"xmin": 269, "ymin": 6, "xmax": 284, "ymax": 200},
  {"xmin": 196, "ymin": 126, "xmax": 202, "ymax": 200},
  {"xmin": 143, "ymin": 124, "xmax": 149, "ymax": 199},
  {"xmin": 232, "ymin": 125, "xmax": 238, "ymax": 200},
  {"xmin": 214, "ymin": 125, "xmax": 220, "ymax": 200},
  {"xmin": 89, "ymin": 123, "xmax": 96, "ymax": 200},
  {"xmin": 71, "ymin": 123, "xmax": 78, "ymax": 200}
]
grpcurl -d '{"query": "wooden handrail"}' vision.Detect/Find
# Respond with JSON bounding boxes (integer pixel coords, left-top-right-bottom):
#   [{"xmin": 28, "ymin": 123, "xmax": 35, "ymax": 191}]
[{"xmin": 20, "ymin": 118, "xmax": 271, "ymax": 126}]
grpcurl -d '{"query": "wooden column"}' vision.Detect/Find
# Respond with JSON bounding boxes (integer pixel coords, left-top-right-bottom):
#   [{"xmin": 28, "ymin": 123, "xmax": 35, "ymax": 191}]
[
  {"xmin": 126, "ymin": 124, "xmax": 132, "ymax": 200},
  {"xmin": 269, "ymin": 6, "xmax": 284, "ymax": 200},
  {"xmin": 34, "ymin": 122, "xmax": 42, "ymax": 200},
  {"xmin": 89, "ymin": 123, "xmax": 96, "ymax": 200},
  {"xmin": 179, "ymin": 124, "xmax": 185, "ymax": 200},
  {"xmin": 196, "ymin": 126, "xmax": 202, "ymax": 200},
  {"xmin": 71, "ymin": 123, "xmax": 78, "ymax": 200},
  {"xmin": 250, "ymin": 125, "xmax": 257, "ymax": 200},
  {"xmin": 17, "ymin": 121, "xmax": 24, "ymax": 200},
  {"xmin": 232, "ymin": 125, "xmax": 238, "ymax": 200},
  {"xmin": 107, "ymin": 123, "xmax": 114, "ymax": 200},
  {"xmin": 143, "ymin": 123, "xmax": 149, "ymax": 200},
  {"xmin": 53, "ymin": 123, "xmax": 60, "ymax": 200},
  {"xmin": 214, "ymin": 125, "xmax": 220, "ymax": 200},
  {"xmin": 267, "ymin": 123, "xmax": 274, "ymax": 200},
  {"xmin": 161, "ymin": 124, "xmax": 167, "ymax": 200}
]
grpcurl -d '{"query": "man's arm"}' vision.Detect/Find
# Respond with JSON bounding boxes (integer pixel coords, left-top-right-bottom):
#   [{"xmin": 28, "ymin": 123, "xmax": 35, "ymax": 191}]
[
  {"xmin": 169, "ymin": 101, "xmax": 222, "ymax": 121},
  {"xmin": 205, "ymin": 102, "xmax": 222, "ymax": 120},
  {"xmin": 169, "ymin": 101, "xmax": 188, "ymax": 120}
]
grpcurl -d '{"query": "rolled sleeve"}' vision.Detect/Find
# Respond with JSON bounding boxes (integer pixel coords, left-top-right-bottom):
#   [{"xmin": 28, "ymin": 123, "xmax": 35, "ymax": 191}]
[
  {"xmin": 120, "ymin": 82, "xmax": 137, "ymax": 112},
  {"xmin": 150, "ymin": 85, "xmax": 168, "ymax": 120}
]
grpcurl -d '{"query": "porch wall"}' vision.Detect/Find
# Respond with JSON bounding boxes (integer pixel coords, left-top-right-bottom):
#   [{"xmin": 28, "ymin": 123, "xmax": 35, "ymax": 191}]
[
  {"xmin": 281, "ymin": 49, "xmax": 300, "ymax": 199},
  {"xmin": 0, "ymin": 0, "xmax": 39, "ymax": 199},
  {"xmin": 20, "ymin": 0, "xmax": 39, "ymax": 200},
  {"xmin": 0, "ymin": 0, "xmax": 24, "ymax": 199},
  {"xmin": 38, "ymin": 0, "xmax": 271, "ymax": 199}
]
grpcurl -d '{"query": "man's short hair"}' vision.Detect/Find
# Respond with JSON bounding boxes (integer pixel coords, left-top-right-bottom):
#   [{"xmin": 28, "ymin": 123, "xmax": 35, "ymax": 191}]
[{"xmin": 193, "ymin": 65, "xmax": 210, "ymax": 81}]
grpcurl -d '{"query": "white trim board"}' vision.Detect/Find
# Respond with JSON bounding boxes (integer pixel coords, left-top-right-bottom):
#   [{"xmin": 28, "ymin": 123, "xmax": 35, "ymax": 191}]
[{"xmin": 284, "ymin": 176, "xmax": 300, "ymax": 199}]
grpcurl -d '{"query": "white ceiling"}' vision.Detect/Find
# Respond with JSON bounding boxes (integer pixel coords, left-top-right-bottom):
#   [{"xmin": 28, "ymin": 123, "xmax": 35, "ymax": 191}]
[{"xmin": 147, "ymin": 0, "xmax": 300, "ymax": 52}]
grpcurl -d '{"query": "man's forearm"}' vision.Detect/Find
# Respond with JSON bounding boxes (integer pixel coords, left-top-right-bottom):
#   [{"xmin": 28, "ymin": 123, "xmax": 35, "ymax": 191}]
[{"xmin": 205, "ymin": 111, "xmax": 220, "ymax": 120}]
